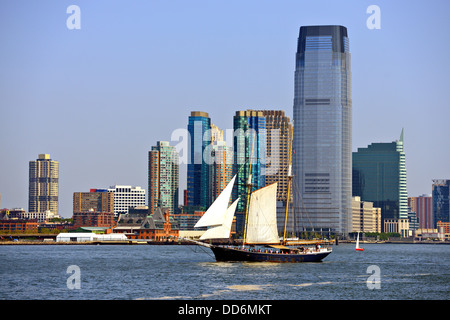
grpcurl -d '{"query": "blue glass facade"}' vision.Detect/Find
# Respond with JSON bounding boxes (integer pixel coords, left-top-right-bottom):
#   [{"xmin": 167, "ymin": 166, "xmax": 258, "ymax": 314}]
[
  {"xmin": 232, "ymin": 110, "xmax": 266, "ymax": 214},
  {"xmin": 187, "ymin": 111, "xmax": 211, "ymax": 209},
  {"xmin": 292, "ymin": 26, "xmax": 352, "ymax": 236},
  {"xmin": 432, "ymin": 180, "xmax": 450, "ymax": 227},
  {"xmin": 352, "ymin": 133, "xmax": 408, "ymax": 230}
]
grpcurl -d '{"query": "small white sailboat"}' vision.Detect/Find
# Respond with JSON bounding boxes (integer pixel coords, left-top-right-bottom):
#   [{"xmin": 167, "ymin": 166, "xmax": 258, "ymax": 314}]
[{"xmin": 356, "ymin": 231, "xmax": 364, "ymax": 251}]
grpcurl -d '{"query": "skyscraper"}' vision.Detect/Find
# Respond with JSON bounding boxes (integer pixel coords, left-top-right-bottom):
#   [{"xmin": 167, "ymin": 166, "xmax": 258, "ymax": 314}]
[
  {"xmin": 258, "ymin": 110, "xmax": 292, "ymax": 203},
  {"xmin": 233, "ymin": 110, "xmax": 266, "ymax": 214},
  {"xmin": 292, "ymin": 26, "xmax": 352, "ymax": 236},
  {"xmin": 432, "ymin": 179, "xmax": 450, "ymax": 227},
  {"xmin": 29, "ymin": 154, "xmax": 59, "ymax": 214},
  {"xmin": 187, "ymin": 111, "xmax": 211, "ymax": 209},
  {"xmin": 352, "ymin": 130, "xmax": 408, "ymax": 230},
  {"xmin": 148, "ymin": 141, "xmax": 179, "ymax": 214}
]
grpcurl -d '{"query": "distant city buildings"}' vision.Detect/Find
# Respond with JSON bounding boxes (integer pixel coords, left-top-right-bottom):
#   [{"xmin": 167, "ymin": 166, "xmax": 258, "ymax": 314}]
[
  {"xmin": 148, "ymin": 141, "xmax": 179, "ymax": 215},
  {"xmin": 292, "ymin": 25, "xmax": 352, "ymax": 236},
  {"xmin": 29, "ymin": 154, "xmax": 59, "ymax": 215},
  {"xmin": 352, "ymin": 130, "xmax": 408, "ymax": 231}
]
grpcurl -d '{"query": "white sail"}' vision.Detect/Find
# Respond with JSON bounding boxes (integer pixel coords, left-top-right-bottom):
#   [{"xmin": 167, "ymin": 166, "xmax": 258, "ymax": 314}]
[
  {"xmin": 356, "ymin": 232, "xmax": 360, "ymax": 249},
  {"xmin": 200, "ymin": 198, "xmax": 239, "ymax": 240},
  {"xmin": 245, "ymin": 183, "xmax": 279, "ymax": 244},
  {"xmin": 194, "ymin": 175, "xmax": 236, "ymax": 228}
]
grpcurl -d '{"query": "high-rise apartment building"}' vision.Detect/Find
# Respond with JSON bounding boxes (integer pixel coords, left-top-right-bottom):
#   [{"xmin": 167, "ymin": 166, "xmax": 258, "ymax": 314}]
[
  {"xmin": 73, "ymin": 190, "xmax": 114, "ymax": 214},
  {"xmin": 258, "ymin": 110, "xmax": 292, "ymax": 203},
  {"xmin": 432, "ymin": 179, "xmax": 450, "ymax": 227},
  {"xmin": 209, "ymin": 140, "xmax": 234, "ymax": 203},
  {"xmin": 187, "ymin": 111, "xmax": 211, "ymax": 209},
  {"xmin": 352, "ymin": 130, "xmax": 408, "ymax": 231},
  {"xmin": 232, "ymin": 110, "xmax": 266, "ymax": 213},
  {"xmin": 292, "ymin": 26, "xmax": 352, "ymax": 236},
  {"xmin": 107, "ymin": 185, "xmax": 145, "ymax": 216},
  {"xmin": 148, "ymin": 141, "xmax": 179, "ymax": 215},
  {"xmin": 29, "ymin": 154, "xmax": 59, "ymax": 215}
]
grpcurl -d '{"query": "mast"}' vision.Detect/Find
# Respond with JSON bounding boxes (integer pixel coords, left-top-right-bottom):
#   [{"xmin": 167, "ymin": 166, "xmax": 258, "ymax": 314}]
[
  {"xmin": 282, "ymin": 123, "xmax": 294, "ymax": 245},
  {"xmin": 242, "ymin": 132, "xmax": 256, "ymax": 246}
]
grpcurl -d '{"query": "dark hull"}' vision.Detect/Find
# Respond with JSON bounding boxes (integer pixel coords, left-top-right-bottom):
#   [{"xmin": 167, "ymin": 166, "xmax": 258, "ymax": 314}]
[{"xmin": 210, "ymin": 245, "xmax": 331, "ymax": 263}]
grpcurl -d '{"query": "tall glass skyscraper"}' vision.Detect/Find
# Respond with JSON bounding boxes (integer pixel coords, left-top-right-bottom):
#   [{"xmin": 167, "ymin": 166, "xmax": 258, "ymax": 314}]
[
  {"xmin": 233, "ymin": 110, "xmax": 266, "ymax": 214},
  {"xmin": 352, "ymin": 130, "xmax": 408, "ymax": 230},
  {"xmin": 292, "ymin": 26, "xmax": 352, "ymax": 236},
  {"xmin": 148, "ymin": 141, "xmax": 179, "ymax": 214},
  {"xmin": 187, "ymin": 111, "xmax": 211, "ymax": 209}
]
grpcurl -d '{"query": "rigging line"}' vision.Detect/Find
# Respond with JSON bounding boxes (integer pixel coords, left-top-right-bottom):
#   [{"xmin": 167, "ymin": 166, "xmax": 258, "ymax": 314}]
[{"xmin": 292, "ymin": 176, "xmax": 314, "ymax": 232}]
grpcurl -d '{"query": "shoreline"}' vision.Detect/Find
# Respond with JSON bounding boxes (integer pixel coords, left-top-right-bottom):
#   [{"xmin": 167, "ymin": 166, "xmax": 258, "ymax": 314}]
[{"xmin": 1, "ymin": 240, "xmax": 449, "ymax": 245}]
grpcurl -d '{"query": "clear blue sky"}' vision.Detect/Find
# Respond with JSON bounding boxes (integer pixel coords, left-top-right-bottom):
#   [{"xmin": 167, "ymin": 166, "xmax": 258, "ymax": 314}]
[{"xmin": 1, "ymin": 0, "xmax": 449, "ymax": 217}]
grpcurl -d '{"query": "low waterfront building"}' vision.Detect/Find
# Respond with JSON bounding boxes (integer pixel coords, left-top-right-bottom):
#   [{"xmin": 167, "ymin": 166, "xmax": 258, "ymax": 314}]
[
  {"xmin": 0, "ymin": 219, "xmax": 39, "ymax": 233},
  {"xmin": 72, "ymin": 210, "xmax": 115, "ymax": 228},
  {"xmin": 384, "ymin": 218, "xmax": 410, "ymax": 237},
  {"xmin": 56, "ymin": 232, "xmax": 127, "ymax": 242},
  {"xmin": 6, "ymin": 209, "xmax": 60, "ymax": 222},
  {"xmin": 114, "ymin": 207, "xmax": 179, "ymax": 241}
]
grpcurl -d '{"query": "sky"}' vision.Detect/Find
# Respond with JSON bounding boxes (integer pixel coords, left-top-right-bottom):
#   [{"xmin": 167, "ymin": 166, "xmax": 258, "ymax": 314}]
[{"xmin": 0, "ymin": 0, "xmax": 449, "ymax": 218}]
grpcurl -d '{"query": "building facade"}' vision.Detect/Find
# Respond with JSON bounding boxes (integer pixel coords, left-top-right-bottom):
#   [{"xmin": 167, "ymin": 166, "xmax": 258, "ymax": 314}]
[
  {"xmin": 233, "ymin": 110, "xmax": 266, "ymax": 214},
  {"xmin": 409, "ymin": 195, "xmax": 433, "ymax": 229},
  {"xmin": 351, "ymin": 196, "xmax": 381, "ymax": 233},
  {"xmin": 187, "ymin": 111, "xmax": 211, "ymax": 209},
  {"xmin": 106, "ymin": 185, "xmax": 146, "ymax": 216},
  {"xmin": 352, "ymin": 130, "xmax": 408, "ymax": 231},
  {"xmin": 209, "ymin": 141, "xmax": 234, "ymax": 204},
  {"xmin": 73, "ymin": 190, "xmax": 114, "ymax": 214},
  {"xmin": 72, "ymin": 210, "xmax": 115, "ymax": 228},
  {"xmin": 29, "ymin": 154, "xmax": 59, "ymax": 215},
  {"xmin": 148, "ymin": 141, "xmax": 179, "ymax": 215},
  {"xmin": 432, "ymin": 179, "xmax": 450, "ymax": 227},
  {"xmin": 292, "ymin": 25, "xmax": 352, "ymax": 236}
]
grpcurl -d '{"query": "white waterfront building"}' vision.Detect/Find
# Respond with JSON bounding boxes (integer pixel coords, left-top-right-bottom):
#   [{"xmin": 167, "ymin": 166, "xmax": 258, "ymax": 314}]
[
  {"xmin": 107, "ymin": 185, "xmax": 146, "ymax": 217},
  {"xmin": 56, "ymin": 233, "xmax": 128, "ymax": 242}
]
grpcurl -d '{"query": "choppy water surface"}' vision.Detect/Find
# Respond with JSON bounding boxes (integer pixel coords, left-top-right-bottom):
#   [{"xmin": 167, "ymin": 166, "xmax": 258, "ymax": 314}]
[{"xmin": 0, "ymin": 243, "xmax": 448, "ymax": 300}]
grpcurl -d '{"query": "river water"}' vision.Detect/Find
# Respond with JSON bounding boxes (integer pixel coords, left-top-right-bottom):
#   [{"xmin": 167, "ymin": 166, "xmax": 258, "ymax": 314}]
[{"xmin": 0, "ymin": 243, "xmax": 448, "ymax": 300}]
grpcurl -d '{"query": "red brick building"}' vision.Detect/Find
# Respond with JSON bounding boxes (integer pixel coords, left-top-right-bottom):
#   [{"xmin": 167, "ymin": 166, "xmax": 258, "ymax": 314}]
[
  {"xmin": 72, "ymin": 211, "xmax": 115, "ymax": 228},
  {"xmin": 0, "ymin": 219, "xmax": 39, "ymax": 233}
]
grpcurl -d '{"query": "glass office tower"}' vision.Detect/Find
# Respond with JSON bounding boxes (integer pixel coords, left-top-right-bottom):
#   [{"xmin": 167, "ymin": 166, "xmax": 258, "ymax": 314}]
[
  {"xmin": 187, "ymin": 111, "xmax": 211, "ymax": 209},
  {"xmin": 292, "ymin": 26, "xmax": 352, "ymax": 236},
  {"xmin": 352, "ymin": 130, "xmax": 408, "ymax": 230},
  {"xmin": 233, "ymin": 110, "xmax": 266, "ymax": 214},
  {"xmin": 432, "ymin": 179, "xmax": 450, "ymax": 227}
]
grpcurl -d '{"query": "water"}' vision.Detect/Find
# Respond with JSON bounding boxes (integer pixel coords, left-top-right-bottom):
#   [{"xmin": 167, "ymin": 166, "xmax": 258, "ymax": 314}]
[{"xmin": 0, "ymin": 243, "xmax": 449, "ymax": 300}]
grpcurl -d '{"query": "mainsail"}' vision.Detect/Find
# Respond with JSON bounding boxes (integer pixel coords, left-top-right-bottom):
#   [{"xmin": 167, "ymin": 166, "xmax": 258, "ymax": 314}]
[
  {"xmin": 200, "ymin": 198, "xmax": 239, "ymax": 240},
  {"xmin": 245, "ymin": 183, "xmax": 279, "ymax": 244},
  {"xmin": 194, "ymin": 175, "xmax": 236, "ymax": 229}
]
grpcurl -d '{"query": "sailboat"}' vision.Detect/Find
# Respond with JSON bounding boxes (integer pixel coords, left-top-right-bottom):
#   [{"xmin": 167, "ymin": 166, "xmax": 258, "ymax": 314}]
[
  {"xmin": 356, "ymin": 232, "xmax": 364, "ymax": 251},
  {"xmin": 190, "ymin": 129, "xmax": 332, "ymax": 263}
]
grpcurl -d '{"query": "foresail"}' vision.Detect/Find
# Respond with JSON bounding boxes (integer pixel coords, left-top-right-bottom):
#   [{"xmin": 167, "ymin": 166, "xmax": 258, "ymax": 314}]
[
  {"xmin": 245, "ymin": 183, "xmax": 279, "ymax": 244},
  {"xmin": 194, "ymin": 175, "xmax": 236, "ymax": 228},
  {"xmin": 200, "ymin": 198, "xmax": 239, "ymax": 240}
]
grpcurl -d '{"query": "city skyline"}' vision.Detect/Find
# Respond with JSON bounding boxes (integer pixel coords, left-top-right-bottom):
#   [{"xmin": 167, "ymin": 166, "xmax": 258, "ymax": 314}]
[{"xmin": 1, "ymin": 1, "xmax": 450, "ymax": 218}]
